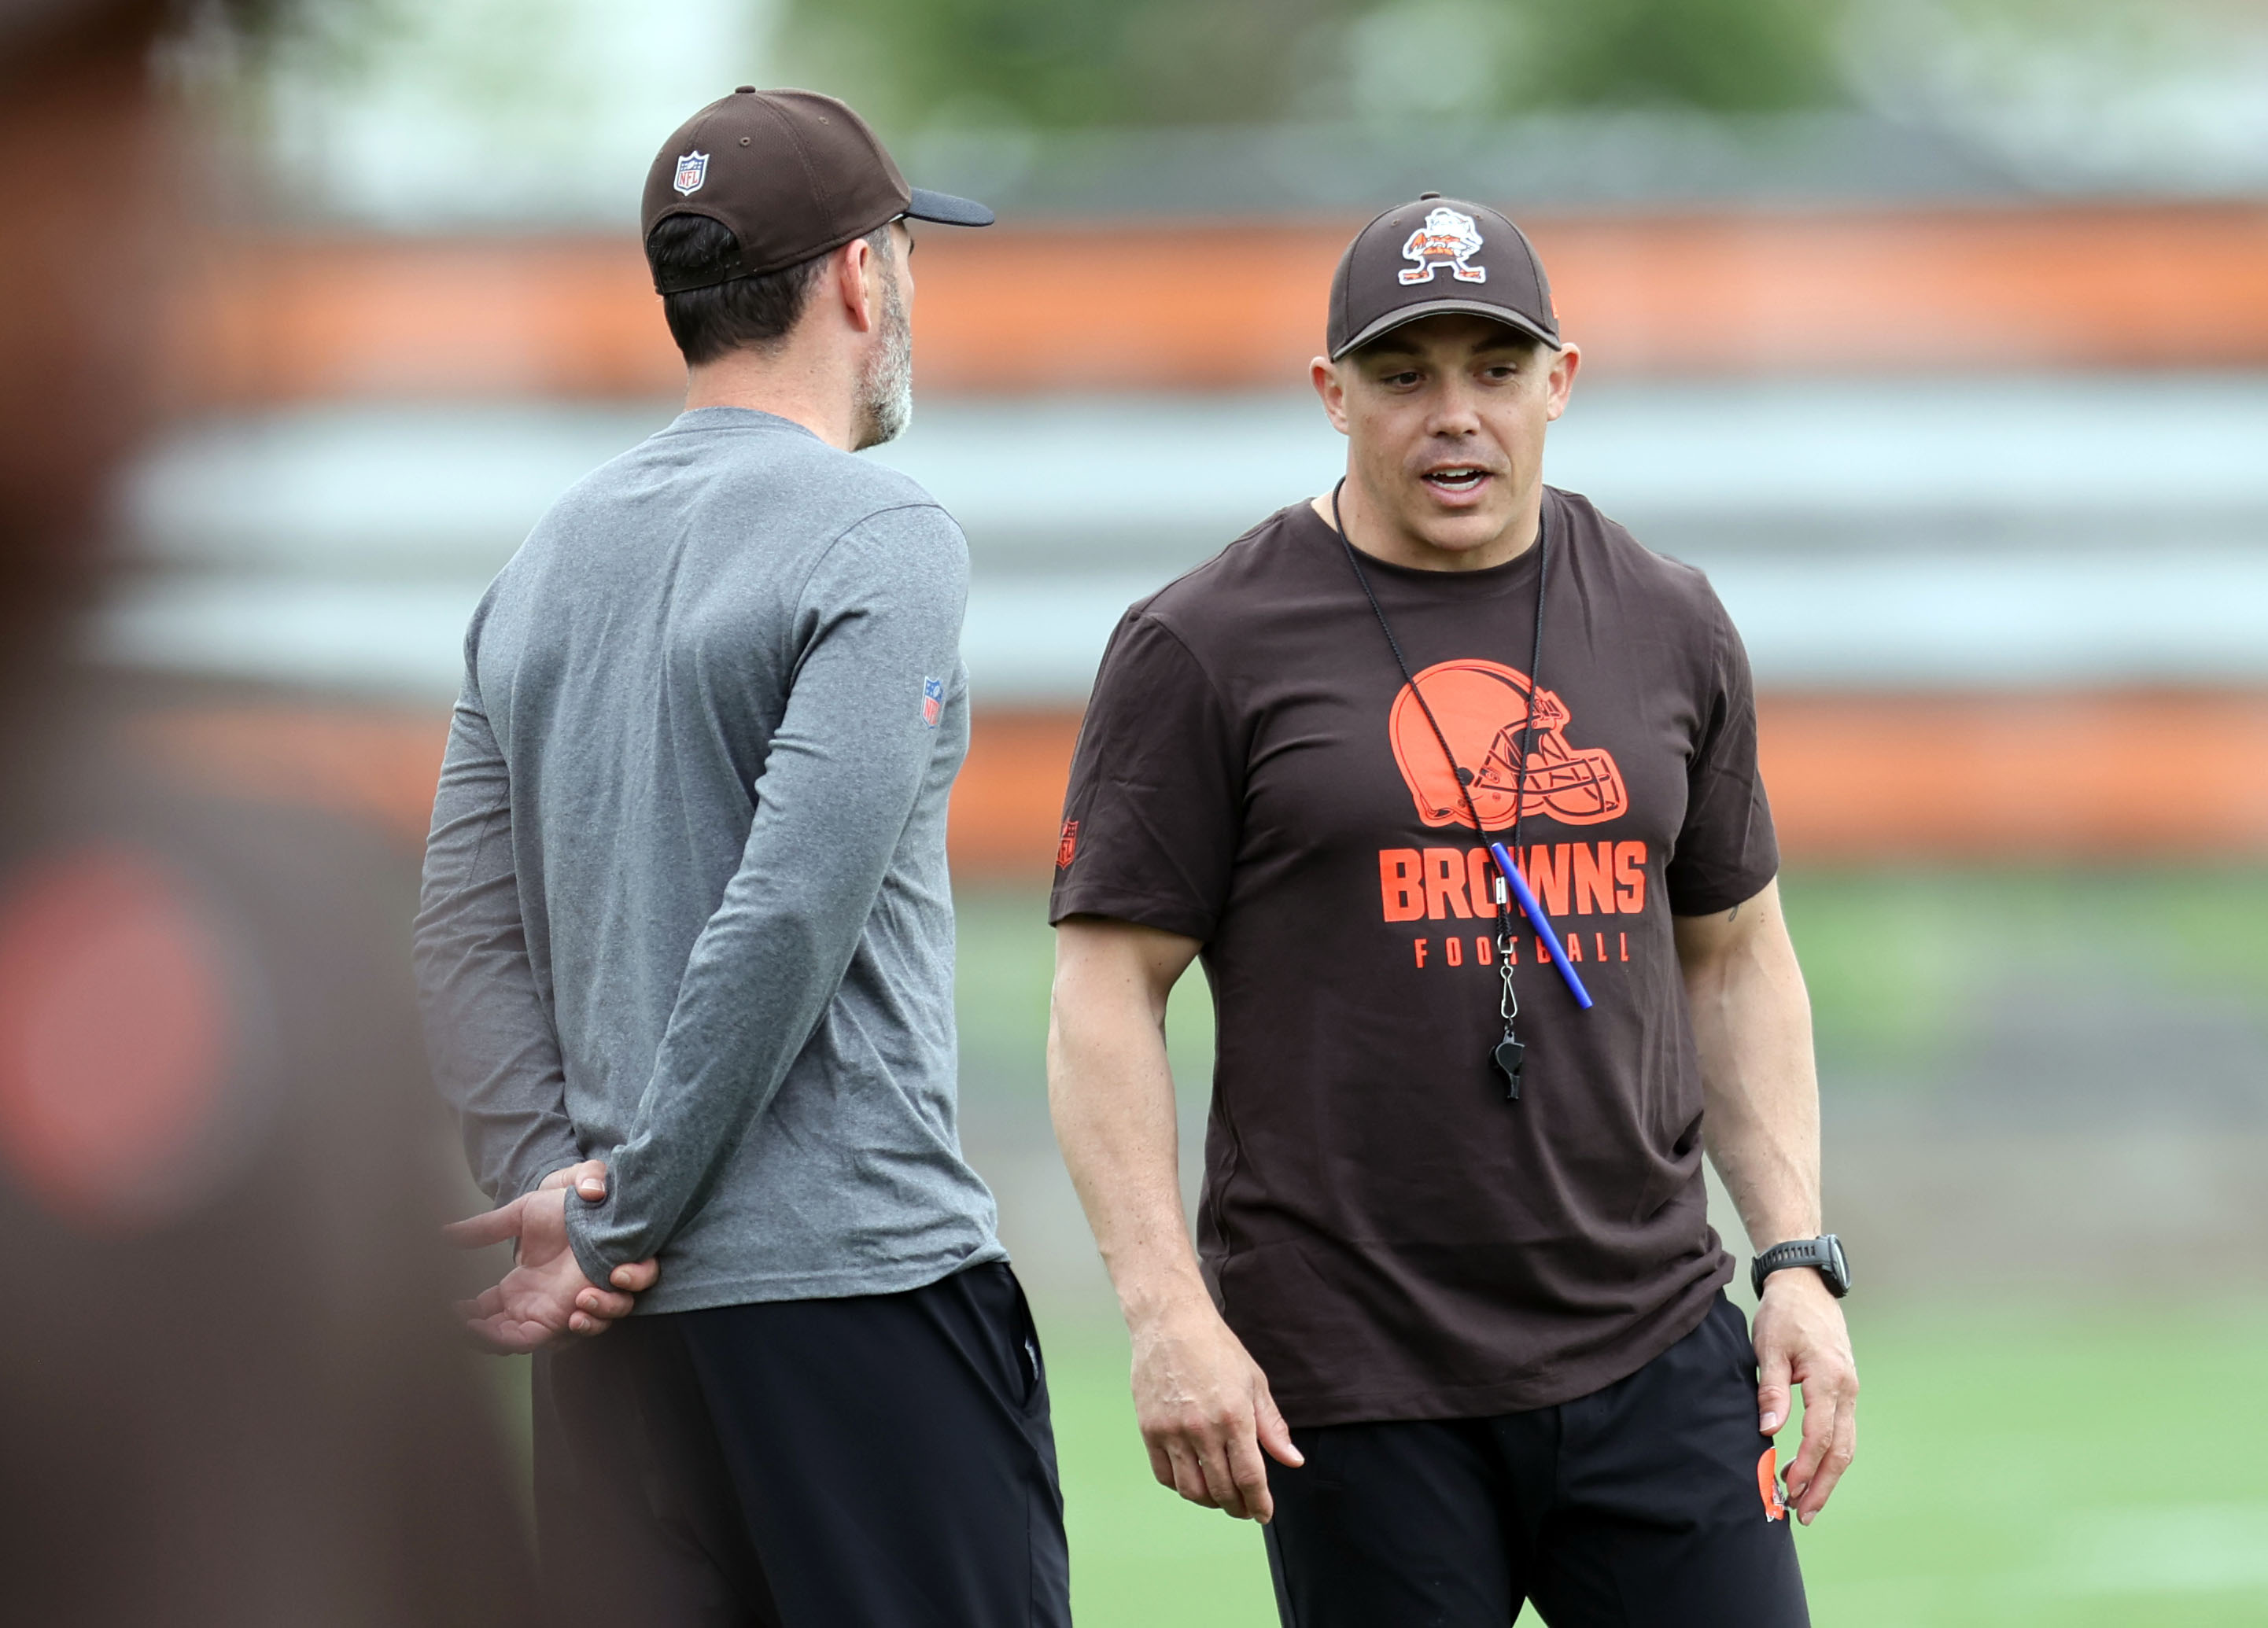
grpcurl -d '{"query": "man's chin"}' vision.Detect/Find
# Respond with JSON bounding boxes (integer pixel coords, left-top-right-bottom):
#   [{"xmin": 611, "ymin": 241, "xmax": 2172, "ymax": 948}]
[
  {"xmin": 1404, "ymin": 508, "xmax": 1523, "ymax": 559},
  {"xmin": 852, "ymin": 389, "xmax": 913, "ymax": 452}
]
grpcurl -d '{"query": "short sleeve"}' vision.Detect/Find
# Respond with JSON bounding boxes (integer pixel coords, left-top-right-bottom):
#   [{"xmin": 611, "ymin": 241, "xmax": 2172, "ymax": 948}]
[
  {"xmin": 1047, "ymin": 610, "xmax": 1242, "ymax": 941},
  {"xmin": 1664, "ymin": 592, "xmax": 1779, "ymax": 915}
]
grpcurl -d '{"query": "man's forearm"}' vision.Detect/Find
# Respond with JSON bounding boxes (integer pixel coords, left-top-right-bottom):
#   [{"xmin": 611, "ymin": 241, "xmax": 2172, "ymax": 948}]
[
  {"xmin": 561, "ymin": 820, "xmax": 900, "ymax": 1279},
  {"xmin": 1680, "ymin": 882, "xmax": 1821, "ymax": 1249},
  {"xmin": 1683, "ymin": 884, "xmax": 1859, "ymax": 1518},
  {"xmin": 1050, "ymin": 923, "xmax": 1306, "ymax": 1521},
  {"xmin": 1046, "ymin": 934, "xmax": 1210, "ymax": 1324},
  {"xmin": 416, "ymin": 689, "xmax": 585, "ymax": 1204}
]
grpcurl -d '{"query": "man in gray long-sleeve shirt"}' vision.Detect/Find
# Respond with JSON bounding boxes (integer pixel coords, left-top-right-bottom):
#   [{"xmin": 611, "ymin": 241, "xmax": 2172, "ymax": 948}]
[{"xmin": 414, "ymin": 90, "xmax": 1071, "ymax": 1627}]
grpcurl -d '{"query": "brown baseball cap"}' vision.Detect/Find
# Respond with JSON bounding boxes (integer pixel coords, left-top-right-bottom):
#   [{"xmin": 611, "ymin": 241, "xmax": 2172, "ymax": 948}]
[
  {"xmin": 1326, "ymin": 193, "xmax": 1560, "ymax": 360},
  {"xmin": 641, "ymin": 87, "xmax": 994, "ymax": 294}
]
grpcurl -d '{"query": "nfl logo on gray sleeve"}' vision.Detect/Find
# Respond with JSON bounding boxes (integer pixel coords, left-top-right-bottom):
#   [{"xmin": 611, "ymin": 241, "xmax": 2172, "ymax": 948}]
[{"xmin": 673, "ymin": 151, "xmax": 709, "ymax": 195}]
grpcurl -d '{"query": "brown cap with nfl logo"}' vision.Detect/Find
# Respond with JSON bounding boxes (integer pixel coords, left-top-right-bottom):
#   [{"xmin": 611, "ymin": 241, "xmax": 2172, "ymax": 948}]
[
  {"xmin": 1327, "ymin": 193, "xmax": 1561, "ymax": 359},
  {"xmin": 641, "ymin": 88, "xmax": 994, "ymax": 294}
]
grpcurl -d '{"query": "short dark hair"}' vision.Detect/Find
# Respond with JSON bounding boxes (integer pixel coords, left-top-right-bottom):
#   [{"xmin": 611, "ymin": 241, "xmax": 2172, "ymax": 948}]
[{"xmin": 647, "ymin": 215, "xmax": 891, "ymax": 366}]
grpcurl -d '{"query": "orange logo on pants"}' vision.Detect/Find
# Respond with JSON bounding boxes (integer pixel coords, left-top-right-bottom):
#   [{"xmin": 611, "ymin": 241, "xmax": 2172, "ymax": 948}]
[
  {"xmin": 1757, "ymin": 1448, "xmax": 1786, "ymax": 1521},
  {"xmin": 1388, "ymin": 659, "xmax": 1627, "ymax": 830}
]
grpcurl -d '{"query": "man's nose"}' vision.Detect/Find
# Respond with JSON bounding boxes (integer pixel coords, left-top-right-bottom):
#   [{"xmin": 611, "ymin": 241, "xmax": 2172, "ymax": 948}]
[{"xmin": 1424, "ymin": 378, "xmax": 1484, "ymax": 434}]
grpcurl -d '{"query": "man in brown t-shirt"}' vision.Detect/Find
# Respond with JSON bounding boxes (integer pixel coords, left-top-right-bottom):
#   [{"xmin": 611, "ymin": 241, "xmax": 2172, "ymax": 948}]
[{"xmin": 1048, "ymin": 197, "xmax": 1857, "ymax": 1626}]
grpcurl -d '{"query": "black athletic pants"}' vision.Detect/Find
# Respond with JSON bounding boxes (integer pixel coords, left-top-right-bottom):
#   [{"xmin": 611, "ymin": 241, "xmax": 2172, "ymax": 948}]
[
  {"xmin": 1264, "ymin": 1295, "xmax": 1809, "ymax": 1627},
  {"xmin": 531, "ymin": 1262, "xmax": 1072, "ymax": 1628}
]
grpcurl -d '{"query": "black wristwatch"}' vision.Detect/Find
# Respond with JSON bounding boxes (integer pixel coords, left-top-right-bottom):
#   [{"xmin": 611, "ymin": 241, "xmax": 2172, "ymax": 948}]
[{"xmin": 1751, "ymin": 1235, "xmax": 1850, "ymax": 1298}]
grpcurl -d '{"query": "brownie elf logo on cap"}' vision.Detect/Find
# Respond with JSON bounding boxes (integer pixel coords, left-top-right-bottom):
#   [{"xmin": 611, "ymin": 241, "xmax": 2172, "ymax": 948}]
[
  {"xmin": 1327, "ymin": 192, "xmax": 1560, "ymax": 360},
  {"xmin": 1400, "ymin": 206, "xmax": 1488, "ymax": 285},
  {"xmin": 673, "ymin": 150, "xmax": 709, "ymax": 196}
]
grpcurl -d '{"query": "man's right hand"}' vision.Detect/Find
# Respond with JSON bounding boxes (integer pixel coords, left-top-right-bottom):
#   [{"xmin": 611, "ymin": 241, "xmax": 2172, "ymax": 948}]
[
  {"xmin": 1130, "ymin": 1297, "xmax": 1304, "ymax": 1523},
  {"xmin": 444, "ymin": 1164, "xmax": 660, "ymax": 1352}
]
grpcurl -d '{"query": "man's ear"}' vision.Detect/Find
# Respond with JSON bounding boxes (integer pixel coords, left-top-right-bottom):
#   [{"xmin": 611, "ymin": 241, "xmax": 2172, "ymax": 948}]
[
  {"xmin": 1311, "ymin": 356, "xmax": 1351, "ymax": 435},
  {"xmin": 833, "ymin": 235, "xmax": 883, "ymax": 334},
  {"xmin": 1543, "ymin": 342, "xmax": 1581, "ymax": 422}
]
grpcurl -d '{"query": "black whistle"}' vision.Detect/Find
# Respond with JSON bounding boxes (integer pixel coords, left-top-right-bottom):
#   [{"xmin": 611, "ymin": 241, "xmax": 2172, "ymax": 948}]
[{"xmin": 1492, "ymin": 1036, "xmax": 1525, "ymax": 1101}]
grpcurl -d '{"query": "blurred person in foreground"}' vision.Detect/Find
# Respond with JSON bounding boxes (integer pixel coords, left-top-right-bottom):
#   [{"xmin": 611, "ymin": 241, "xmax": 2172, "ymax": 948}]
[
  {"xmin": 0, "ymin": 2, "xmax": 537, "ymax": 1622},
  {"xmin": 1049, "ymin": 197, "xmax": 1858, "ymax": 1626},
  {"xmin": 414, "ymin": 89, "xmax": 1072, "ymax": 1626}
]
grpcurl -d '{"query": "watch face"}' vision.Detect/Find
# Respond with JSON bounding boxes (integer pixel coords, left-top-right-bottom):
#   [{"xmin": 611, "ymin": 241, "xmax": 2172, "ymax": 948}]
[{"xmin": 1824, "ymin": 1235, "xmax": 1850, "ymax": 1294}]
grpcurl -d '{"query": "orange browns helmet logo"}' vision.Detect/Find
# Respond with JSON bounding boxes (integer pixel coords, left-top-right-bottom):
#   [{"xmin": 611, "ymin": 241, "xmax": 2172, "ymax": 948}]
[
  {"xmin": 1388, "ymin": 658, "xmax": 1628, "ymax": 830},
  {"xmin": 1400, "ymin": 205, "xmax": 1487, "ymax": 285}
]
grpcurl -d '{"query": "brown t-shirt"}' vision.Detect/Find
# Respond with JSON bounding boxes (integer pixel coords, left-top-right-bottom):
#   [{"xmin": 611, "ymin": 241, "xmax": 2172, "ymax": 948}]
[{"xmin": 1049, "ymin": 488, "xmax": 1779, "ymax": 1426}]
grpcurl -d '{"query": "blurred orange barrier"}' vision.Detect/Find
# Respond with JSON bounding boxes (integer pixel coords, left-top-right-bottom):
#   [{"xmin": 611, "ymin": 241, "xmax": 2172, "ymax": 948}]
[
  {"xmin": 171, "ymin": 238, "xmax": 682, "ymax": 405},
  {"xmin": 168, "ymin": 203, "xmax": 2268, "ymax": 403},
  {"xmin": 1541, "ymin": 205, "xmax": 2268, "ymax": 377},
  {"xmin": 950, "ymin": 711, "xmax": 1086, "ymax": 877},
  {"xmin": 129, "ymin": 691, "xmax": 2268, "ymax": 881},
  {"xmin": 1756, "ymin": 691, "xmax": 2268, "ymax": 862},
  {"xmin": 129, "ymin": 705, "xmax": 454, "ymax": 840}
]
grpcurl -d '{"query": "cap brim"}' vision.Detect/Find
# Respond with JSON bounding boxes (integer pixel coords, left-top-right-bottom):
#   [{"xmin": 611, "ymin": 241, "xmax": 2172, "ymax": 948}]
[
  {"xmin": 906, "ymin": 187, "xmax": 994, "ymax": 227},
  {"xmin": 1333, "ymin": 300, "xmax": 1561, "ymax": 360}
]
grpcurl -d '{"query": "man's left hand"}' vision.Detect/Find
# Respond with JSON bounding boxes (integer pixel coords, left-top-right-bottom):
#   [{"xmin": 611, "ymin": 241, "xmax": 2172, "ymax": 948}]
[
  {"xmin": 1752, "ymin": 1268, "xmax": 1857, "ymax": 1524},
  {"xmin": 444, "ymin": 1163, "xmax": 659, "ymax": 1351}
]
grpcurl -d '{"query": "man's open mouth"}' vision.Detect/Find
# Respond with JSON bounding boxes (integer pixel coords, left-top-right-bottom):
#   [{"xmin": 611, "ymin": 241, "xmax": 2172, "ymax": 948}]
[{"xmin": 1422, "ymin": 466, "xmax": 1490, "ymax": 493}]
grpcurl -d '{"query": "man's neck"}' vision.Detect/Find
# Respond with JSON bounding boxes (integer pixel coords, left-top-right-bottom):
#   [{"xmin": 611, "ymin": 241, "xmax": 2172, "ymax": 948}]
[
  {"xmin": 684, "ymin": 343, "xmax": 858, "ymax": 451},
  {"xmin": 1311, "ymin": 475, "xmax": 1542, "ymax": 573}
]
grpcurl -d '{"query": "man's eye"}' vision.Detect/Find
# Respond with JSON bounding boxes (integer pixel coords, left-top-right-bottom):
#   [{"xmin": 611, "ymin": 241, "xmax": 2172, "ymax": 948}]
[{"xmin": 1386, "ymin": 371, "xmax": 1422, "ymax": 387}]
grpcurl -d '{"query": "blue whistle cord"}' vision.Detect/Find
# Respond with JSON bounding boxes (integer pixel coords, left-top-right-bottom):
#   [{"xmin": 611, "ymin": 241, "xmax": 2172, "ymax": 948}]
[{"xmin": 1488, "ymin": 842, "xmax": 1595, "ymax": 1011}]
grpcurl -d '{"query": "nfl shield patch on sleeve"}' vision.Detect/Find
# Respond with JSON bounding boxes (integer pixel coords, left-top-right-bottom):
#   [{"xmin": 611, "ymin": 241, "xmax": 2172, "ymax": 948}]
[{"xmin": 921, "ymin": 676, "xmax": 945, "ymax": 727}]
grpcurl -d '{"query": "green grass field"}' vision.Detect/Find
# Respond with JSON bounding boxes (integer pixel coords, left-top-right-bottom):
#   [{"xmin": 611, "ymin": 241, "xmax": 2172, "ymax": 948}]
[
  {"xmin": 479, "ymin": 869, "xmax": 2268, "ymax": 1621},
  {"xmin": 486, "ymin": 1300, "xmax": 2268, "ymax": 1624},
  {"xmin": 961, "ymin": 869, "xmax": 2268, "ymax": 1622},
  {"xmin": 1041, "ymin": 1303, "xmax": 2268, "ymax": 1626}
]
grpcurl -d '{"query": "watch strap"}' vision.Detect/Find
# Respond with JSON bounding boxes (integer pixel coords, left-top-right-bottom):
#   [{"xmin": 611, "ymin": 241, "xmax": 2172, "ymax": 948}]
[{"xmin": 1750, "ymin": 1235, "xmax": 1849, "ymax": 1298}]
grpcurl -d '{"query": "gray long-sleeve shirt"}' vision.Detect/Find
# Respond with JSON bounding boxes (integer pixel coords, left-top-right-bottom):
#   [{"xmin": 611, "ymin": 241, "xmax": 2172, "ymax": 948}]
[{"xmin": 413, "ymin": 407, "xmax": 1004, "ymax": 1313}]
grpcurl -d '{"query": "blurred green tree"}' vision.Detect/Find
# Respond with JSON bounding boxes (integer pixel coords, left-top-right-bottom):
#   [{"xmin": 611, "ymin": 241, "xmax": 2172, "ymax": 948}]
[
  {"xmin": 777, "ymin": 0, "xmax": 1854, "ymax": 131},
  {"xmin": 1536, "ymin": 0, "xmax": 1846, "ymax": 109},
  {"xmin": 777, "ymin": 0, "xmax": 1363, "ymax": 131}
]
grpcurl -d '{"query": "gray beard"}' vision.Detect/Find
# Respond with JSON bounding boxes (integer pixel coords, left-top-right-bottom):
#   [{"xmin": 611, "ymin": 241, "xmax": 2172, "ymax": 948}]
[{"xmin": 851, "ymin": 264, "xmax": 913, "ymax": 451}]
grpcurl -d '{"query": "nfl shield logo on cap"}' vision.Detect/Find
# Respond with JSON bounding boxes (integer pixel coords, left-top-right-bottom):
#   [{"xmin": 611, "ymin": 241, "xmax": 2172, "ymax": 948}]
[{"xmin": 673, "ymin": 150, "xmax": 709, "ymax": 196}]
